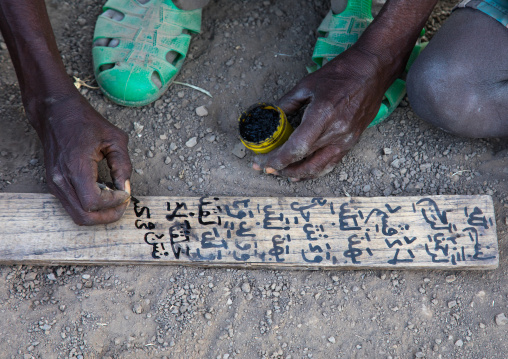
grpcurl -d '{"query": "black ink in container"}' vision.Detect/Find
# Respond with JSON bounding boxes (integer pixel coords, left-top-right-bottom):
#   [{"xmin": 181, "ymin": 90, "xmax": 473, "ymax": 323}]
[{"xmin": 238, "ymin": 103, "xmax": 293, "ymax": 154}]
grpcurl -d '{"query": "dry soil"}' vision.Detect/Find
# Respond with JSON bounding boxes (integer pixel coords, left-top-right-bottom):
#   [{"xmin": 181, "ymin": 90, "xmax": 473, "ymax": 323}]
[{"xmin": 0, "ymin": 1, "xmax": 507, "ymax": 358}]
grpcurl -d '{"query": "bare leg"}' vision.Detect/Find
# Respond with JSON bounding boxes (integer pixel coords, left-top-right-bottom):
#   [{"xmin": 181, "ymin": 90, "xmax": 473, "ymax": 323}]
[{"xmin": 407, "ymin": 8, "xmax": 508, "ymax": 138}]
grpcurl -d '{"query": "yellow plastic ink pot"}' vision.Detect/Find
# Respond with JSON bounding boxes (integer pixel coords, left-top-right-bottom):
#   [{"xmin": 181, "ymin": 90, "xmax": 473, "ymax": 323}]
[{"xmin": 238, "ymin": 103, "xmax": 293, "ymax": 154}]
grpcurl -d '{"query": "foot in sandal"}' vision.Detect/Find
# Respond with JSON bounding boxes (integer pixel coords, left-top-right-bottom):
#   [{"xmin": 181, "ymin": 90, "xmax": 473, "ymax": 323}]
[{"xmin": 92, "ymin": 0, "xmax": 209, "ymax": 107}]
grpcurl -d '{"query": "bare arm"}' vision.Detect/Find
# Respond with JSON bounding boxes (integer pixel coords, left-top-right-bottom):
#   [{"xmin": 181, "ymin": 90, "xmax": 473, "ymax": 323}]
[
  {"xmin": 254, "ymin": 0, "xmax": 438, "ymax": 180},
  {"xmin": 0, "ymin": 0, "xmax": 133, "ymax": 225}
]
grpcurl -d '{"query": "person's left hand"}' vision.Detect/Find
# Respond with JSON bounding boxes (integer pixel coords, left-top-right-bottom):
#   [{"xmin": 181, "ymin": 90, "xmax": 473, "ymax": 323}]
[{"xmin": 253, "ymin": 48, "xmax": 388, "ymax": 181}]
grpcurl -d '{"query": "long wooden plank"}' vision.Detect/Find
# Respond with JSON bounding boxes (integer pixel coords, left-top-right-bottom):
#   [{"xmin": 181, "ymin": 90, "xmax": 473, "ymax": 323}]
[{"xmin": 0, "ymin": 193, "xmax": 498, "ymax": 269}]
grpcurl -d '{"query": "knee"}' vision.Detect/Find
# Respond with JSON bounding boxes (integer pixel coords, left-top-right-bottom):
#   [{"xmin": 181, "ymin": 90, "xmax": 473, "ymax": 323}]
[{"xmin": 407, "ymin": 49, "xmax": 486, "ymax": 138}]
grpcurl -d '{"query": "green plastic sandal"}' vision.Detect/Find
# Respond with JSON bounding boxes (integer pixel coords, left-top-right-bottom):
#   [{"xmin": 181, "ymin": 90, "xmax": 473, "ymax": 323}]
[
  {"xmin": 92, "ymin": 0, "xmax": 202, "ymax": 107},
  {"xmin": 308, "ymin": 0, "xmax": 426, "ymax": 127}
]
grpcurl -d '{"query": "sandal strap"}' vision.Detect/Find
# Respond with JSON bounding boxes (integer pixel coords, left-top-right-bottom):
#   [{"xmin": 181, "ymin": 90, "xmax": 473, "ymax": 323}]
[
  {"xmin": 384, "ymin": 78, "xmax": 407, "ymax": 108},
  {"xmin": 311, "ymin": 37, "xmax": 349, "ymax": 66},
  {"xmin": 162, "ymin": 6, "xmax": 202, "ymax": 33},
  {"xmin": 317, "ymin": 9, "xmax": 372, "ymax": 36},
  {"xmin": 93, "ymin": 42, "xmax": 182, "ymax": 82},
  {"xmin": 340, "ymin": 0, "xmax": 373, "ymax": 19},
  {"xmin": 312, "ymin": 10, "xmax": 372, "ymax": 67},
  {"xmin": 93, "ymin": 16, "xmax": 140, "ymax": 40},
  {"xmin": 93, "ymin": 46, "xmax": 131, "ymax": 70},
  {"xmin": 102, "ymin": 0, "xmax": 202, "ymax": 33}
]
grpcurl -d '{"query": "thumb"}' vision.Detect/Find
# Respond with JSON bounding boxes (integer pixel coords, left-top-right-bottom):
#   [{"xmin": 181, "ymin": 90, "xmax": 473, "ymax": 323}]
[
  {"xmin": 276, "ymin": 82, "xmax": 311, "ymax": 116},
  {"xmin": 103, "ymin": 141, "xmax": 132, "ymax": 192}
]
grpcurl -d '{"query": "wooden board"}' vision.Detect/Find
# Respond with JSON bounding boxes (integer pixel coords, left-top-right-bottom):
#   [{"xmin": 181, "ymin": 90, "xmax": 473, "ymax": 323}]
[{"xmin": 0, "ymin": 193, "xmax": 498, "ymax": 269}]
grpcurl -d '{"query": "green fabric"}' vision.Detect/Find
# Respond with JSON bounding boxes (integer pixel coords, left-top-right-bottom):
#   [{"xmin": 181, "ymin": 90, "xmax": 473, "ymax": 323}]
[
  {"xmin": 309, "ymin": 0, "xmax": 426, "ymax": 127},
  {"xmin": 92, "ymin": 0, "xmax": 202, "ymax": 107}
]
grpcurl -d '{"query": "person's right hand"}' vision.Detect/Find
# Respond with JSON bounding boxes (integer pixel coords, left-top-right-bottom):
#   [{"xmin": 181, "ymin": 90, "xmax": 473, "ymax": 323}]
[
  {"xmin": 252, "ymin": 47, "xmax": 387, "ymax": 181},
  {"xmin": 35, "ymin": 93, "xmax": 132, "ymax": 225}
]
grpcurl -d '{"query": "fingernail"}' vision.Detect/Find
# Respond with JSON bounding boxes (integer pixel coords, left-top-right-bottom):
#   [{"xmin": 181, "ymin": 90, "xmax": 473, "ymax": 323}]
[
  {"xmin": 124, "ymin": 179, "xmax": 131, "ymax": 195},
  {"xmin": 252, "ymin": 163, "xmax": 262, "ymax": 171},
  {"xmin": 290, "ymin": 177, "xmax": 300, "ymax": 182},
  {"xmin": 97, "ymin": 182, "xmax": 112, "ymax": 191},
  {"xmin": 265, "ymin": 167, "xmax": 277, "ymax": 175}
]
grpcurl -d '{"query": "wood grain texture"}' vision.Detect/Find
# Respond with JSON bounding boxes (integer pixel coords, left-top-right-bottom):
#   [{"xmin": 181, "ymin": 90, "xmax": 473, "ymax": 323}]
[{"xmin": 0, "ymin": 193, "xmax": 498, "ymax": 269}]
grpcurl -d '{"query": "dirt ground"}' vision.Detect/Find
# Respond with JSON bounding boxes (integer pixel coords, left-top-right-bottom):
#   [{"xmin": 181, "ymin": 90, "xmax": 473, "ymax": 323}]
[{"xmin": 1, "ymin": 0, "xmax": 507, "ymax": 358}]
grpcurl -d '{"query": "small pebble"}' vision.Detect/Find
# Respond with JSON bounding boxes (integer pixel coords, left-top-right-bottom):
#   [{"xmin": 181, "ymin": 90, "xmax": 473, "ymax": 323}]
[
  {"xmin": 196, "ymin": 106, "xmax": 208, "ymax": 117},
  {"xmin": 232, "ymin": 142, "xmax": 246, "ymax": 159},
  {"xmin": 241, "ymin": 282, "xmax": 251, "ymax": 293},
  {"xmin": 133, "ymin": 303, "xmax": 143, "ymax": 314},
  {"xmin": 391, "ymin": 159, "xmax": 400, "ymax": 169},
  {"xmin": 133, "ymin": 122, "xmax": 143, "ymax": 134},
  {"xmin": 186, "ymin": 137, "xmax": 198, "ymax": 148},
  {"xmin": 446, "ymin": 275, "xmax": 456, "ymax": 283},
  {"xmin": 495, "ymin": 313, "xmax": 507, "ymax": 326},
  {"xmin": 328, "ymin": 337, "xmax": 336, "ymax": 344},
  {"xmin": 455, "ymin": 339, "xmax": 463, "ymax": 347},
  {"xmin": 371, "ymin": 168, "xmax": 382, "ymax": 177}
]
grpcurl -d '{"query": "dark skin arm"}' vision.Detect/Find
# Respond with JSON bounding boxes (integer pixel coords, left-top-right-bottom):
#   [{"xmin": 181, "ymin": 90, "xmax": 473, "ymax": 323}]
[
  {"xmin": 253, "ymin": 0, "xmax": 438, "ymax": 180},
  {"xmin": 0, "ymin": 0, "xmax": 132, "ymax": 225}
]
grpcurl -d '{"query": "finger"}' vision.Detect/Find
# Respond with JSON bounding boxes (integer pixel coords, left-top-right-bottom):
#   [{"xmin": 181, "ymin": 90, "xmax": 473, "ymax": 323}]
[
  {"xmin": 277, "ymin": 145, "xmax": 346, "ymax": 181},
  {"xmin": 49, "ymin": 173, "xmax": 129, "ymax": 225},
  {"xmin": 103, "ymin": 132, "xmax": 132, "ymax": 191},
  {"xmin": 70, "ymin": 158, "xmax": 130, "ymax": 212},
  {"xmin": 253, "ymin": 102, "xmax": 327, "ymax": 172},
  {"xmin": 276, "ymin": 80, "xmax": 312, "ymax": 116},
  {"xmin": 67, "ymin": 199, "xmax": 129, "ymax": 226},
  {"xmin": 252, "ymin": 78, "xmax": 314, "ymax": 172}
]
